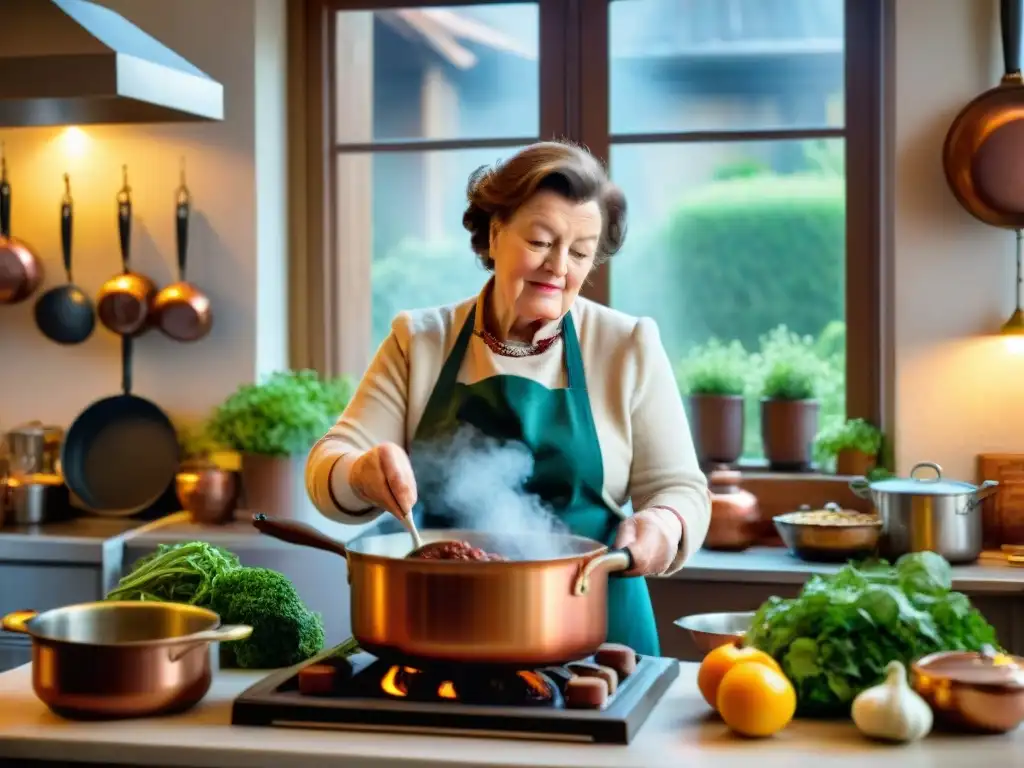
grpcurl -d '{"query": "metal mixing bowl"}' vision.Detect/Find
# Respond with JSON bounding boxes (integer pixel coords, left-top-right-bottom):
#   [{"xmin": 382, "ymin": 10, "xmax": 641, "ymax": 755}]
[
  {"xmin": 674, "ymin": 611, "xmax": 754, "ymax": 654},
  {"xmin": 774, "ymin": 503, "xmax": 882, "ymax": 562}
]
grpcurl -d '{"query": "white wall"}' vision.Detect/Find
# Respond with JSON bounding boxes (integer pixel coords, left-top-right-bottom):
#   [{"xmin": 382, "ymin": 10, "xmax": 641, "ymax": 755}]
[
  {"xmin": 893, "ymin": 0, "xmax": 1024, "ymax": 479},
  {"xmin": 0, "ymin": 0, "xmax": 287, "ymax": 432}
]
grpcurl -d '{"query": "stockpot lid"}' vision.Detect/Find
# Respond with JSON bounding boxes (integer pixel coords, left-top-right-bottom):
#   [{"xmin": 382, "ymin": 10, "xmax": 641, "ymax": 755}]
[{"xmin": 867, "ymin": 462, "xmax": 982, "ymax": 496}]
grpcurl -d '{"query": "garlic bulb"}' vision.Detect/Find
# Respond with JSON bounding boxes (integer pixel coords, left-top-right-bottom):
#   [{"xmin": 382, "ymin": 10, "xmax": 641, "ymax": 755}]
[{"xmin": 851, "ymin": 660, "xmax": 933, "ymax": 743}]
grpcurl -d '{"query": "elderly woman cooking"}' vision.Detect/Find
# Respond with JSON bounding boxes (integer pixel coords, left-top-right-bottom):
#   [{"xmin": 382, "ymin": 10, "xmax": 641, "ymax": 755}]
[{"xmin": 306, "ymin": 141, "xmax": 710, "ymax": 657}]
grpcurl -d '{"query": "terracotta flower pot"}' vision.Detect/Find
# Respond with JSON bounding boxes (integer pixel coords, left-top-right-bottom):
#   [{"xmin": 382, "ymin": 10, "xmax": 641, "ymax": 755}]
[
  {"xmin": 836, "ymin": 448, "xmax": 876, "ymax": 477},
  {"xmin": 687, "ymin": 394, "xmax": 744, "ymax": 466},
  {"xmin": 240, "ymin": 453, "xmax": 317, "ymax": 523},
  {"xmin": 760, "ymin": 398, "xmax": 819, "ymax": 470}
]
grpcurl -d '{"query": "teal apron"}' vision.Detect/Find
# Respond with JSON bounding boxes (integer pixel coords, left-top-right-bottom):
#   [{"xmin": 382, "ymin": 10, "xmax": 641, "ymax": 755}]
[{"xmin": 409, "ymin": 305, "xmax": 660, "ymax": 657}]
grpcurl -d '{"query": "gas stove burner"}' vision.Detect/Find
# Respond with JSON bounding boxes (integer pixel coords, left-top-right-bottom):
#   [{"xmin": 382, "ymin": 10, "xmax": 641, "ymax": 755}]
[
  {"xmin": 376, "ymin": 663, "xmax": 561, "ymax": 707},
  {"xmin": 232, "ymin": 644, "xmax": 680, "ymax": 744}
]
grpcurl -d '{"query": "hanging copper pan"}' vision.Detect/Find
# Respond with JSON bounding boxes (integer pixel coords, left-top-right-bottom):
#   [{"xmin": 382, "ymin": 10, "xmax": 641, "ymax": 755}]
[
  {"xmin": 0, "ymin": 145, "xmax": 43, "ymax": 304},
  {"xmin": 944, "ymin": 0, "xmax": 1024, "ymax": 227}
]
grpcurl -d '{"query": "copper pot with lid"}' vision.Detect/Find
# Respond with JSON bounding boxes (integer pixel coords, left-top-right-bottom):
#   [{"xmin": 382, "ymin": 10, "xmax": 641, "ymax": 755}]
[{"xmin": 703, "ymin": 468, "xmax": 760, "ymax": 551}]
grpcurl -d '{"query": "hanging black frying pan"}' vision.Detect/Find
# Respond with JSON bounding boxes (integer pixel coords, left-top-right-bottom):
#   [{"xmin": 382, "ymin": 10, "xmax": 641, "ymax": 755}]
[
  {"xmin": 61, "ymin": 336, "xmax": 180, "ymax": 515},
  {"xmin": 34, "ymin": 174, "xmax": 96, "ymax": 345},
  {"xmin": 943, "ymin": 0, "xmax": 1024, "ymax": 227}
]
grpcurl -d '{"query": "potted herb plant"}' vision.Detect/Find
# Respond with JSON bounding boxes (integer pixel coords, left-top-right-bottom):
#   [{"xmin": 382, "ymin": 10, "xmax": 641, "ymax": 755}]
[
  {"xmin": 678, "ymin": 339, "xmax": 748, "ymax": 467},
  {"xmin": 206, "ymin": 370, "xmax": 354, "ymax": 521},
  {"xmin": 813, "ymin": 418, "xmax": 883, "ymax": 476},
  {"xmin": 757, "ymin": 328, "xmax": 822, "ymax": 470}
]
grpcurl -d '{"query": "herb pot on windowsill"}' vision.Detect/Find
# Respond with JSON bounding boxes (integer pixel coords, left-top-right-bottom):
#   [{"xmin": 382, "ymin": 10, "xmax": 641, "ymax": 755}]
[
  {"xmin": 760, "ymin": 398, "xmax": 819, "ymax": 470},
  {"xmin": 836, "ymin": 449, "xmax": 876, "ymax": 477},
  {"xmin": 813, "ymin": 418, "xmax": 883, "ymax": 476},
  {"xmin": 687, "ymin": 394, "xmax": 744, "ymax": 466},
  {"xmin": 678, "ymin": 340, "xmax": 749, "ymax": 467}
]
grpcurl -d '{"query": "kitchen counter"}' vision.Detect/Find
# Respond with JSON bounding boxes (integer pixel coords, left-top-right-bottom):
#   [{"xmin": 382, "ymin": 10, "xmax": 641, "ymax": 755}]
[
  {"xmin": 0, "ymin": 662, "xmax": 1018, "ymax": 768},
  {"xmin": 674, "ymin": 547, "xmax": 1024, "ymax": 594}
]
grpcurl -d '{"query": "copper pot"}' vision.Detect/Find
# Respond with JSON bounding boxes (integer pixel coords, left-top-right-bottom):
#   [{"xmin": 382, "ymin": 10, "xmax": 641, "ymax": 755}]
[
  {"xmin": 0, "ymin": 150, "xmax": 43, "ymax": 305},
  {"xmin": 911, "ymin": 647, "xmax": 1024, "ymax": 733},
  {"xmin": 1, "ymin": 601, "xmax": 251, "ymax": 719},
  {"xmin": 96, "ymin": 167, "xmax": 156, "ymax": 337},
  {"xmin": 176, "ymin": 464, "xmax": 239, "ymax": 524},
  {"xmin": 704, "ymin": 468, "xmax": 760, "ymax": 551},
  {"xmin": 252, "ymin": 514, "xmax": 635, "ymax": 667},
  {"xmin": 152, "ymin": 169, "xmax": 212, "ymax": 342}
]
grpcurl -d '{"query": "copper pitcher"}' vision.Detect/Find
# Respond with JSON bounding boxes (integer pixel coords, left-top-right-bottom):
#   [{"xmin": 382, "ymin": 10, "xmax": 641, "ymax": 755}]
[{"xmin": 703, "ymin": 468, "xmax": 760, "ymax": 551}]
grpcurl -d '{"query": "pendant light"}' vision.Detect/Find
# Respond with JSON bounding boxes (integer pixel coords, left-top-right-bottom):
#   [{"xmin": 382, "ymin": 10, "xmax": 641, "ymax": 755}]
[{"xmin": 1001, "ymin": 229, "xmax": 1024, "ymax": 336}]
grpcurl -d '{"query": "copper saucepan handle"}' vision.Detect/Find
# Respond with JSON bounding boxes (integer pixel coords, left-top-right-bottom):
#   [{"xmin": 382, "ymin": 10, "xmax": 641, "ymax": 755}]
[
  {"xmin": 167, "ymin": 624, "xmax": 253, "ymax": 663},
  {"xmin": 252, "ymin": 513, "xmax": 348, "ymax": 558},
  {"xmin": 572, "ymin": 548, "xmax": 634, "ymax": 596},
  {"xmin": 1, "ymin": 609, "xmax": 37, "ymax": 633}
]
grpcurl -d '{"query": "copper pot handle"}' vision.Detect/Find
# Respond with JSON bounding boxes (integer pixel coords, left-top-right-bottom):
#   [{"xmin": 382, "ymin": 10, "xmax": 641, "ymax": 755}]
[
  {"xmin": 167, "ymin": 624, "xmax": 253, "ymax": 662},
  {"xmin": 251, "ymin": 513, "xmax": 348, "ymax": 558},
  {"xmin": 1, "ymin": 609, "xmax": 37, "ymax": 633},
  {"xmin": 572, "ymin": 548, "xmax": 634, "ymax": 596}
]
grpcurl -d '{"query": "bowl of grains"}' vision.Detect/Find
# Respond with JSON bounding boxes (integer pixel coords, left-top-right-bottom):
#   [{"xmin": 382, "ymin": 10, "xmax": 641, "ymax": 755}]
[{"xmin": 773, "ymin": 502, "xmax": 882, "ymax": 562}]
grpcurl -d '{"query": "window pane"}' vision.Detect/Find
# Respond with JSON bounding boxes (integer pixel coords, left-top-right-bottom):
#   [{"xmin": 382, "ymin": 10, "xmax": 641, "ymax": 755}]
[
  {"xmin": 340, "ymin": 147, "xmax": 526, "ymax": 348},
  {"xmin": 334, "ymin": 5, "xmax": 539, "ymax": 143},
  {"xmin": 608, "ymin": 0, "xmax": 845, "ymax": 135},
  {"xmin": 609, "ymin": 139, "xmax": 846, "ymax": 458}
]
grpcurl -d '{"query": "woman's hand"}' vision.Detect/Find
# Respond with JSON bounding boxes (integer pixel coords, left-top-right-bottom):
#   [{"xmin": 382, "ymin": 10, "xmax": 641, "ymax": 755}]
[
  {"xmin": 349, "ymin": 442, "xmax": 418, "ymax": 519},
  {"xmin": 613, "ymin": 507, "xmax": 683, "ymax": 576}
]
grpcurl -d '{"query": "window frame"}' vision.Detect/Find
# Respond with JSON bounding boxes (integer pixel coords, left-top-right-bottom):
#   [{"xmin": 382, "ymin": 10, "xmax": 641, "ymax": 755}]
[{"xmin": 290, "ymin": 0, "xmax": 891, "ymax": 464}]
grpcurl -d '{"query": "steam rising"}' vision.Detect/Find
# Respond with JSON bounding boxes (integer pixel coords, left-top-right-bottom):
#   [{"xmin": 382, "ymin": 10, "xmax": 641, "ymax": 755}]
[{"xmin": 411, "ymin": 425, "xmax": 571, "ymax": 559}]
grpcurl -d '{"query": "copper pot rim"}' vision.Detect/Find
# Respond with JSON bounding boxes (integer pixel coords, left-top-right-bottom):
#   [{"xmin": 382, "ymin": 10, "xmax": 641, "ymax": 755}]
[
  {"xmin": 98, "ymin": 271, "xmax": 157, "ymax": 294},
  {"xmin": 911, "ymin": 650, "xmax": 1024, "ymax": 692},
  {"xmin": 4, "ymin": 601, "xmax": 227, "ymax": 649}
]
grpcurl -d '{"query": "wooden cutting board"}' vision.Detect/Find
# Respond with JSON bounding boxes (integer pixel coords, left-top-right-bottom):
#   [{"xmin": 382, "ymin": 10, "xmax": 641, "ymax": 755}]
[{"xmin": 977, "ymin": 454, "xmax": 1024, "ymax": 547}]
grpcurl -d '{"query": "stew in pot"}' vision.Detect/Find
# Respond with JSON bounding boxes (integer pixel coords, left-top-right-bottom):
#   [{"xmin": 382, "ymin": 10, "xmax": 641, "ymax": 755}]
[{"xmin": 411, "ymin": 540, "xmax": 507, "ymax": 562}]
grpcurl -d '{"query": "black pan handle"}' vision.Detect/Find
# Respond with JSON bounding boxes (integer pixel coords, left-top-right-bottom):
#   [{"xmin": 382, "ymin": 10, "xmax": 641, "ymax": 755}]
[
  {"xmin": 121, "ymin": 335, "xmax": 133, "ymax": 396},
  {"xmin": 176, "ymin": 173, "xmax": 190, "ymax": 281},
  {"xmin": 1, "ymin": 159, "xmax": 11, "ymax": 240},
  {"xmin": 61, "ymin": 174, "xmax": 73, "ymax": 282},
  {"xmin": 1002, "ymin": 0, "xmax": 1022, "ymax": 76},
  {"xmin": 117, "ymin": 165, "xmax": 131, "ymax": 273}
]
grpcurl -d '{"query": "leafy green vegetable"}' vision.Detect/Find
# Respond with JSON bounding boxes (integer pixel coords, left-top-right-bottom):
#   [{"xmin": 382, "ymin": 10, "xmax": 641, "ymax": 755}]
[
  {"xmin": 206, "ymin": 369, "xmax": 354, "ymax": 457},
  {"xmin": 209, "ymin": 567, "xmax": 326, "ymax": 669},
  {"xmin": 746, "ymin": 551, "xmax": 999, "ymax": 717},
  {"xmin": 106, "ymin": 542, "xmax": 241, "ymax": 605}
]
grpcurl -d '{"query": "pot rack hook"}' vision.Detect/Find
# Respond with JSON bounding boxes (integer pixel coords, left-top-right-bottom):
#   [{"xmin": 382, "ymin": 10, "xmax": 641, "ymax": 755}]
[
  {"xmin": 177, "ymin": 156, "xmax": 190, "ymax": 205},
  {"xmin": 118, "ymin": 164, "xmax": 131, "ymax": 204},
  {"xmin": 63, "ymin": 172, "xmax": 72, "ymax": 205},
  {"xmin": 1, "ymin": 141, "xmax": 6, "ymax": 182}
]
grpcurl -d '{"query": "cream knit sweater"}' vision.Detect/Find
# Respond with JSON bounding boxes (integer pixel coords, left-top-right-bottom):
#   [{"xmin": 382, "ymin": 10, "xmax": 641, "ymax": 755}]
[{"xmin": 305, "ymin": 286, "xmax": 711, "ymax": 574}]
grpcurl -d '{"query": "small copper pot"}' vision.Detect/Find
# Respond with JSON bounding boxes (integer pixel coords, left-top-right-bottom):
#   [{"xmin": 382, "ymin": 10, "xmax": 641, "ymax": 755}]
[
  {"xmin": 176, "ymin": 463, "xmax": 239, "ymax": 525},
  {"xmin": 1, "ymin": 601, "xmax": 251, "ymax": 720},
  {"xmin": 911, "ymin": 647, "xmax": 1024, "ymax": 733},
  {"xmin": 96, "ymin": 167, "xmax": 156, "ymax": 337},
  {"xmin": 704, "ymin": 469, "xmax": 760, "ymax": 551}
]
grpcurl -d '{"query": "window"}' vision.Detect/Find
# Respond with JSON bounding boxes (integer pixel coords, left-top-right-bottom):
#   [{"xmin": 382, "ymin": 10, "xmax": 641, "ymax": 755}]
[{"xmin": 295, "ymin": 0, "xmax": 884, "ymax": 469}]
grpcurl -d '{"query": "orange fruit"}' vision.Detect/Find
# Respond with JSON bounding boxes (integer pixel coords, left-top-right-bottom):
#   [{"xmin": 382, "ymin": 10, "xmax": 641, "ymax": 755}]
[
  {"xmin": 717, "ymin": 662, "xmax": 796, "ymax": 738},
  {"xmin": 697, "ymin": 642, "xmax": 782, "ymax": 709}
]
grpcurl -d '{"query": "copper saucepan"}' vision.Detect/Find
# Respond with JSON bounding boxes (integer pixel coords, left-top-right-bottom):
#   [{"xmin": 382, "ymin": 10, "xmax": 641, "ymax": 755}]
[
  {"xmin": 152, "ymin": 163, "xmax": 212, "ymax": 342},
  {"xmin": 97, "ymin": 166, "xmax": 157, "ymax": 336},
  {"xmin": 1, "ymin": 601, "xmax": 252, "ymax": 719},
  {"xmin": 252, "ymin": 513, "xmax": 634, "ymax": 667},
  {"xmin": 0, "ymin": 145, "xmax": 43, "ymax": 304}
]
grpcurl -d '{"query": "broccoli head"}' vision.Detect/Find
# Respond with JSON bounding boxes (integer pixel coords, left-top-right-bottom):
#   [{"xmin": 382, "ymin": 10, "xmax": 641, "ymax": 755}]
[{"xmin": 209, "ymin": 566, "xmax": 326, "ymax": 669}]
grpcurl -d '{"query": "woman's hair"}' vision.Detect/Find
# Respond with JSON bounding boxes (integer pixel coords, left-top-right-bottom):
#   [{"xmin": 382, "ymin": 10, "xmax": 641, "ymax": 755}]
[{"xmin": 462, "ymin": 140, "xmax": 627, "ymax": 271}]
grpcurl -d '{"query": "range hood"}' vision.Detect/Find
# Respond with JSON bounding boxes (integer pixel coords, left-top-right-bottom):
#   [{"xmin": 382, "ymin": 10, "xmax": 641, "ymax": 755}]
[{"xmin": 0, "ymin": 0, "xmax": 224, "ymax": 128}]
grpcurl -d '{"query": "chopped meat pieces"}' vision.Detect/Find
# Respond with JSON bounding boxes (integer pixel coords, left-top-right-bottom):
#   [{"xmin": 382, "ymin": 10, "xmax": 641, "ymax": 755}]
[
  {"xmin": 568, "ymin": 662, "xmax": 619, "ymax": 695},
  {"xmin": 411, "ymin": 540, "xmax": 506, "ymax": 562}
]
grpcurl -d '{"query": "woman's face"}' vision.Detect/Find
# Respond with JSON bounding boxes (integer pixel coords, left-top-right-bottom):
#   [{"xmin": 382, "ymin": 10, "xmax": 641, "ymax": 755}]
[{"xmin": 490, "ymin": 190, "xmax": 602, "ymax": 329}]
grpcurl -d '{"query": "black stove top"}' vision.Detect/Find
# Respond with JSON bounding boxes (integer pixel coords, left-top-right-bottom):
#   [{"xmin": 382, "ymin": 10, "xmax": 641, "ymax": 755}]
[{"xmin": 231, "ymin": 644, "xmax": 679, "ymax": 744}]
